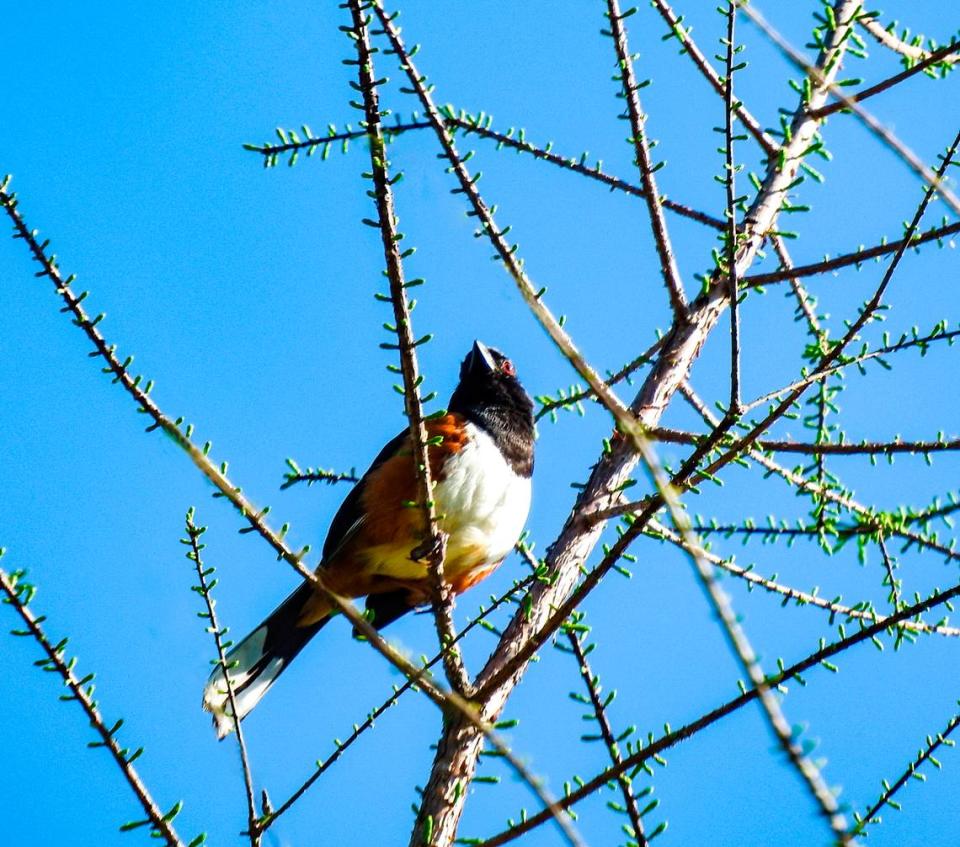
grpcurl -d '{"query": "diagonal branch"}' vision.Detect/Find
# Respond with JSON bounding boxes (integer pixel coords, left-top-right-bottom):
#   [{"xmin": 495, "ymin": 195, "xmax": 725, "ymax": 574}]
[
  {"xmin": 0, "ymin": 176, "xmax": 572, "ymax": 837},
  {"xmin": 810, "ymin": 40, "xmax": 960, "ymax": 119},
  {"xmin": 742, "ymin": 219, "xmax": 960, "ymax": 288},
  {"xmin": 859, "ymin": 17, "xmax": 960, "ymax": 65},
  {"xmin": 649, "ymin": 0, "xmax": 778, "ymax": 157},
  {"xmin": 853, "ymin": 705, "xmax": 960, "ymax": 835},
  {"xmin": 568, "ymin": 630, "xmax": 648, "ymax": 847},
  {"xmin": 605, "ymin": 0, "xmax": 688, "ymax": 320},
  {"xmin": 0, "ymin": 565, "xmax": 189, "ymax": 847},
  {"xmin": 645, "ymin": 519, "xmax": 960, "ymax": 638}
]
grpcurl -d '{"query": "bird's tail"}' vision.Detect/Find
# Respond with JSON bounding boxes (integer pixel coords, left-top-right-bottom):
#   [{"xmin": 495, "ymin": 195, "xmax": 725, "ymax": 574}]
[{"xmin": 202, "ymin": 580, "xmax": 331, "ymax": 739}]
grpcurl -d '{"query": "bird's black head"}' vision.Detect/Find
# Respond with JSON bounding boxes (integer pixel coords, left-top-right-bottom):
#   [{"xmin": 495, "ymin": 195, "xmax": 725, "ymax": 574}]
[{"xmin": 448, "ymin": 340, "xmax": 534, "ymax": 477}]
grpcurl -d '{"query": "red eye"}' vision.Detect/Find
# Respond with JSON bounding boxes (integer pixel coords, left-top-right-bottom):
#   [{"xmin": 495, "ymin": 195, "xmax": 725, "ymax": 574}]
[{"xmin": 501, "ymin": 359, "xmax": 515, "ymax": 376}]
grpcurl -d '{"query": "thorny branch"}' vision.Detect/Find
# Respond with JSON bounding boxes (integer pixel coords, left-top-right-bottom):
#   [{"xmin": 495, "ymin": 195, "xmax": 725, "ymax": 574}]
[
  {"xmin": 0, "ymin": 565, "xmax": 189, "ymax": 847},
  {"xmin": 859, "ymin": 16, "xmax": 960, "ymax": 65},
  {"xmin": 347, "ymin": 0, "xmax": 469, "ymax": 695},
  {"xmin": 246, "ymin": 112, "xmax": 726, "ymax": 230},
  {"xmin": 5, "ymin": 1, "xmax": 960, "ymax": 845},
  {"xmin": 645, "ymin": 519, "xmax": 960, "ymax": 638},
  {"xmin": 478, "ymin": 575, "xmax": 960, "ymax": 845},
  {"xmin": 742, "ymin": 220, "xmax": 960, "ymax": 288},
  {"xmin": 567, "ymin": 630, "xmax": 649, "ymax": 847},
  {"xmin": 184, "ymin": 515, "xmax": 259, "ymax": 846},
  {"xmin": 853, "ymin": 706, "xmax": 960, "ymax": 835},
  {"xmin": 605, "ymin": 0, "xmax": 688, "ymax": 321}
]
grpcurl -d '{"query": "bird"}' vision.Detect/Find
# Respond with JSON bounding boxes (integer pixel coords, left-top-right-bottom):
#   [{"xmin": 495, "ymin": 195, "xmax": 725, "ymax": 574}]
[{"xmin": 202, "ymin": 340, "xmax": 535, "ymax": 737}]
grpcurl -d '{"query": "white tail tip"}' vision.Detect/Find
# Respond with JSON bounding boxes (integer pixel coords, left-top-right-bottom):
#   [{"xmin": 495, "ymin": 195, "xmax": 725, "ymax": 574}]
[{"xmin": 202, "ymin": 626, "xmax": 284, "ymax": 739}]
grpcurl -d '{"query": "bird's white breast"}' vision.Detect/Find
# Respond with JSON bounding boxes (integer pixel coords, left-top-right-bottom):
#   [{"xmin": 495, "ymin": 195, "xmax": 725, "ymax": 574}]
[{"xmin": 433, "ymin": 422, "xmax": 531, "ymax": 574}]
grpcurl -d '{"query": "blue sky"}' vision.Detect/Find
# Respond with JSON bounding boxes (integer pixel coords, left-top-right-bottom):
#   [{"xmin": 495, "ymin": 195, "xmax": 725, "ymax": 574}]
[{"xmin": 2, "ymin": 2, "xmax": 959, "ymax": 846}]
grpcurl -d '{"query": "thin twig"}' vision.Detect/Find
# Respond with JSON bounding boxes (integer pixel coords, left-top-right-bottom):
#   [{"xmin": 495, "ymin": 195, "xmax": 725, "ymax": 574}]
[
  {"xmin": 810, "ymin": 40, "xmax": 960, "ymax": 119},
  {"xmin": 445, "ymin": 111, "xmax": 725, "ymax": 229},
  {"xmin": 246, "ymin": 112, "xmax": 726, "ymax": 230},
  {"xmin": 876, "ymin": 535, "xmax": 903, "ymax": 611},
  {"xmin": 859, "ymin": 17, "xmax": 960, "ymax": 65},
  {"xmin": 567, "ymin": 630, "xmax": 648, "ymax": 846},
  {"xmin": 646, "ymin": 427, "xmax": 960, "ymax": 458},
  {"xmin": 185, "ymin": 514, "xmax": 259, "ymax": 846},
  {"xmin": 645, "ymin": 520, "xmax": 960, "ymax": 638},
  {"xmin": 649, "ymin": 0, "xmax": 778, "ymax": 157},
  {"xmin": 0, "ymin": 565, "xmax": 188, "ymax": 847},
  {"xmin": 280, "ymin": 460, "xmax": 358, "ymax": 490},
  {"xmin": 534, "ymin": 336, "xmax": 664, "ymax": 421},
  {"xmin": 853, "ymin": 706, "xmax": 960, "ymax": 835},
  {"xmin": 0, "ymin": 179, "xmax": 312, "ymax": 576},
  {"xmin": 743, "ymin": 326, "xmax": 960, "ymax": 414},
  {"xmin": 243, "ymin": 120, "xmax": 431, "ymax": 160},
  {"xmin": 742, "ymin": 219, "xmax": 960, "ymax": 288},
  {"xmin": 605, "ymin": 0, "xmax": 688, "ymax": 320},
  {"xmin": 723, "ymin": 0, "xmax": 742, "ymax": 413}
]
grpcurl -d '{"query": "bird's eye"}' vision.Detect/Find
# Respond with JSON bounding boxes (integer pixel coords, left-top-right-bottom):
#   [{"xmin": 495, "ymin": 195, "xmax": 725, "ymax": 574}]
[{"xmin": 500, "ymin": 359, "xmax": 516, "ymax": 377}]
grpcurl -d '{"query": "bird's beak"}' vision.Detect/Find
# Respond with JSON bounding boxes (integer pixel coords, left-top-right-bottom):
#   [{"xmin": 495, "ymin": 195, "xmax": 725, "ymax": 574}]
[{"xmin": 469, "ymin": 340, "xmax": 497, "ymax": 375}]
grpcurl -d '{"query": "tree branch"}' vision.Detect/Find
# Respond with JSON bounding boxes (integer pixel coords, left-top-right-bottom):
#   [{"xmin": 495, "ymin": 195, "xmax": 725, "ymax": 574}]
[
  {"xmin": 347, "ymin": 0, "xmax": 469, "ymax": 695},
  {"xmin": 0, "ymin": 564, "xmax": 190, "ymax": 847},
  {"xmin": 605, "ymin": 0, "xmax": 688, "ymax": 320},
  {"xmin": 185, "ymin": 514, "xmax": 259, "ymax": 846}
]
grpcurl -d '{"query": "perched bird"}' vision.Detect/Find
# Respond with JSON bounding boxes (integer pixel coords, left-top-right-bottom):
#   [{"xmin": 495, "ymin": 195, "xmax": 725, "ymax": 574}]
[{"xmin": 203, "ymin": 340, "xmax": 535, "ymax": 737}]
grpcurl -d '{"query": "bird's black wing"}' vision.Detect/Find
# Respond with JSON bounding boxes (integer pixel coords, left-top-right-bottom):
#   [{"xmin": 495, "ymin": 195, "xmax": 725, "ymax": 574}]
[{"xmin": 320, "ymin": 428, "xmax": 408, "ymax": 564}]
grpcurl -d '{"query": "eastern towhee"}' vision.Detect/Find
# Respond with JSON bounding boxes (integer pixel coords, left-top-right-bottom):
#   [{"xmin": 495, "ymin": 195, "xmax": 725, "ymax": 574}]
[{"xmin": 203, "ymin": 340, "xmax": 535, "ymax": 737}]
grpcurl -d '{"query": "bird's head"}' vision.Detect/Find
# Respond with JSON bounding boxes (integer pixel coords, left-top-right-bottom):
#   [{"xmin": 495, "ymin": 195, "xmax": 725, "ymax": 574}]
[{"xmin": 449, "ymin": 340, "xmax": 533, "ymax": 423}]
